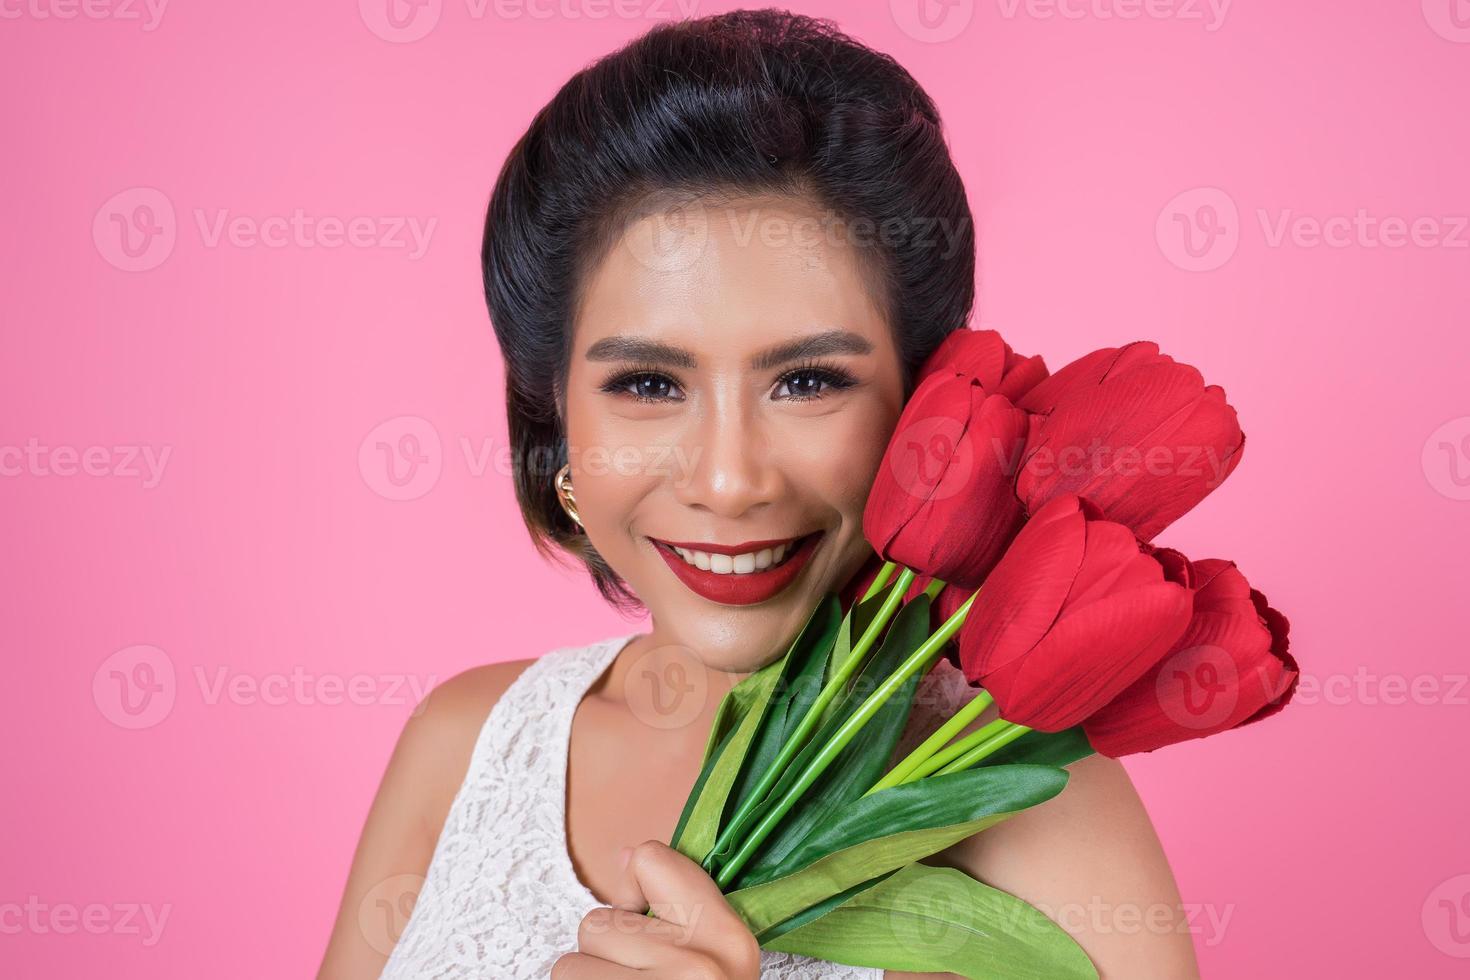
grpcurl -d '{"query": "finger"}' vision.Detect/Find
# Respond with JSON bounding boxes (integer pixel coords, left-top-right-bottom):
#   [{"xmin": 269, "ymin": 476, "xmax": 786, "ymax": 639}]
[
  {"xmin": 549, "ymin": 950, "xmax": 641, "ymax": 980},
  {"xmin": 609, "ymin": 840, "xmax": 745, "ymax": 934},
  {"xmin": 576, "ymin": 906, "xmax": 689, "ymax": 968}
]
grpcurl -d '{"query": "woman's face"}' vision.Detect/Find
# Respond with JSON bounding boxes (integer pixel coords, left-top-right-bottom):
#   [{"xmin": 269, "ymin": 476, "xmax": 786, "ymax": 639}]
[{"xmin": 562, "ymin": 192, "xmax": 906, "ymax": 674}]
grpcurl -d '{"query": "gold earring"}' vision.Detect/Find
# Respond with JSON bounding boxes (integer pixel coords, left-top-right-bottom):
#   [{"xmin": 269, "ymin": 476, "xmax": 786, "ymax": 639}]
[{"xmin": 554, "ymin": 462, "xmax": 583, "ymax": 528}]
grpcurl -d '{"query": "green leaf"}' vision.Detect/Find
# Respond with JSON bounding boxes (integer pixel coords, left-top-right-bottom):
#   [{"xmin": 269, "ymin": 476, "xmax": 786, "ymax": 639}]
[
  {"xmin": 669, "ymin": 721, "xmax": 737, "ymax": 849},
  {"xmin": 670, "ymin": 656, "xmax": 784, "ymax": 861},
  {"xmin": 755, "ymin": 868, "xmax": 900, "ymax": 944},
  {"xmin": 981, "ymin": 726, "xmax": 1097, "ymax": 769},
  {"xmin": 731, "ymin": 595, "xmax": 934, "ymax": 887},
  {"xmin": 762, "ymin": 863, "xmax": 1098, "ymax": 980},
  {"xmin": 727, "ymin": 596, "xmax": 841, "ymax": 817},
  {"xmin": 724, "ymin": 764, "xmax": 1069, "ymax": 935},
  {"xmin": 827, "ymin": 583, "xmax": 889, "ymax": 689},
  {"xmin": 702, "ymin": 595, "xmax": 844, "ymax": 872},
  {"xmin": 669, "ymin": 596, "xmax": 842, "ymax": 863}
]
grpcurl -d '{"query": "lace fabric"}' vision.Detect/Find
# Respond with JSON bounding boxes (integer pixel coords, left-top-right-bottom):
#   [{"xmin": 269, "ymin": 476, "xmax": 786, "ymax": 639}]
[{"xmin": 379, "ymin": 632, "xmax": 977, "ymax": 979}]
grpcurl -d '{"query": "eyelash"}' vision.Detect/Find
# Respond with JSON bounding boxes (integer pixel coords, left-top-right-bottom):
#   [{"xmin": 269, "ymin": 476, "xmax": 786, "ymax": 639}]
[{"xmin": 599, "ymin": 359, "xmax": 859, "ymax": 405}]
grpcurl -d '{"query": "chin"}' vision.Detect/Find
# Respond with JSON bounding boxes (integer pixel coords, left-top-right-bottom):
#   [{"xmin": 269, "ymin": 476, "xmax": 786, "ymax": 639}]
[{"xmin": 658, "ymin": 600, "xmax": 819, "ymax": 676}]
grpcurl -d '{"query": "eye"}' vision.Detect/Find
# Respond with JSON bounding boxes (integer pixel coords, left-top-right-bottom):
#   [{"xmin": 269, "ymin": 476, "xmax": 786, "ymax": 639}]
[
  {"xmin": 599, "ymin": 368, "xmax": 685, "ymax": 404},
  {"xmin": 773, "ymin": 363, "xmax": 859, "ymax": 401}
]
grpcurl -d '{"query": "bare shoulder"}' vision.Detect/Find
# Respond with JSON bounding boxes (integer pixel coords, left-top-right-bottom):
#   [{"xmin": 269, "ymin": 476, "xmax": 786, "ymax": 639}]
[
  {"xmin": 906, "ymin": 755, "xmax": 1201, "ymax": 980},
  {"xmin": 317, "ymin": 657, "xmax": 538, "ymax": 978},
  {"xmin": 395, "ymin": 658, "xmax": 540, "ymax": 836}
]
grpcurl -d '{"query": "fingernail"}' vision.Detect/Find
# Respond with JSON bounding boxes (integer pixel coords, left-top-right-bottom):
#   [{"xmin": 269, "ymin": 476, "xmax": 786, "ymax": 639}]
[{"xmin": 617, "ymin": 846, "xmax": 632, "ymax": 870}]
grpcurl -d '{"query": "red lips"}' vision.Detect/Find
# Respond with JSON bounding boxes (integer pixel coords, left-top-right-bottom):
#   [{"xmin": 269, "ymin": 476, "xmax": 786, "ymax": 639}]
[{"xmin": 651, "ymin": 533, "xmax": 822, "ymax": 606}]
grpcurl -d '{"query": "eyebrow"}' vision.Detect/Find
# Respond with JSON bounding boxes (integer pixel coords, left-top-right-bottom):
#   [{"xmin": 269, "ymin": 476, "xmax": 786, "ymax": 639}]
[{"xmin": 583, "ymin": 329, "xmax": 874, "ymax": 371}]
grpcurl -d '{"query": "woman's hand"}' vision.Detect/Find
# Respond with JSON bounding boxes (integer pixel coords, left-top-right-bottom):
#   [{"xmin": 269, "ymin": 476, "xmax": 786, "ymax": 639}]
[{"xmin": 553, "ymin": 840, "xmax": 762, "ymax": 979}]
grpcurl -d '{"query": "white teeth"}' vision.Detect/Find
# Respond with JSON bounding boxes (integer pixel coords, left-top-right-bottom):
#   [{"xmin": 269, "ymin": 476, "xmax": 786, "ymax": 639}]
[{"xmin": 666, "ymin": 537, "xmax": 806, "ymax": 575}]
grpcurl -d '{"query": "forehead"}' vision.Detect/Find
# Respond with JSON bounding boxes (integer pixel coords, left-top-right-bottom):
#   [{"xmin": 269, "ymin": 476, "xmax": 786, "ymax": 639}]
[{"xmin": 570, "ymin": 193, "xmax": 892, "ymax": 361}]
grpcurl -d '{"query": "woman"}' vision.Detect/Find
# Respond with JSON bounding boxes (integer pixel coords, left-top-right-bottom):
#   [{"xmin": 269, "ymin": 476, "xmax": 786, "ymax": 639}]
[{"xmin": 319, "ymin": 10, "xmax": 1200, "ymax": 978}]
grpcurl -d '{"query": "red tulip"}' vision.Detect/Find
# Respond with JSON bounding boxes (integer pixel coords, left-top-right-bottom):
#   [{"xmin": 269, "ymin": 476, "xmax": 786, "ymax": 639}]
[
  {"xmin": 1014, "ymin": 341, "xmax": 1166, "ymax": 416},
  {"xmin": 918, "ymin": 328, "xmax": 1049, "ymax": 403},
  {"xmin": 863, "ymin": 371, "xmax": 1030, "ymax": 589},
  {"xmin": 954, "ymin": 494, "xmax": 1193, "ymax": 732},
  {"xmin": 1083, "ymin": 558, "xmax": 1298, "ymax": 757},
  {"xmin": 1014, "ymin": 342, "xmax": 1244, "ymax": 542}
]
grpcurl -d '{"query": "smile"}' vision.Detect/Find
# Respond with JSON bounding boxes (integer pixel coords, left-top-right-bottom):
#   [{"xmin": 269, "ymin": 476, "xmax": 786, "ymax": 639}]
[{"xmin": 649, "ymin": 532, "xmax": 824, "ymax": 606}]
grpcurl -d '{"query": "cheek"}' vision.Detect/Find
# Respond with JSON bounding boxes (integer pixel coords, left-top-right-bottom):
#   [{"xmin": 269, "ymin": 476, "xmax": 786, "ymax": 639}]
[
  {"xmin": 779, "ymin": 407, "xmax": 895, "ymax": 518},
  {"xmin": 563, "ymin": 411, "xmax": 670, "ymax": 531}
]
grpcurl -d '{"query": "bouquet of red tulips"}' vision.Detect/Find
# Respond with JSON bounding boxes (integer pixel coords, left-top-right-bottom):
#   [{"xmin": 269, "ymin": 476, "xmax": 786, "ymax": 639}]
[{"xmin": 664, "ymin": 330, "xmax": 1300, "ymax": 978}]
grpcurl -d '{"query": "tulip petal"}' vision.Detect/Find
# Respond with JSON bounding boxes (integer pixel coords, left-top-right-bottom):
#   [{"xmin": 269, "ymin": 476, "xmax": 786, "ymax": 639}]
[
  {"xmin": 1017, "ymin": 362, "xmax": 1244, "ymax": 540},
  {"xmin": 988, "ymin": 580, "xmax": 1193, "ymax": 731},
  {"xmin": 1062, "ymin": 523, "xmax": 1157, "ymax": 610},
  {"xmin": 1082, "ymin": 566, "xmax": 1297, "ymax": 755},
  {"xmin": 1014, "ymin": 341, "xmax": 1166, "ymax": 415},
  {"xmin": 956, "ymin": 502, "xmax": 1087, "ymax": 683}
]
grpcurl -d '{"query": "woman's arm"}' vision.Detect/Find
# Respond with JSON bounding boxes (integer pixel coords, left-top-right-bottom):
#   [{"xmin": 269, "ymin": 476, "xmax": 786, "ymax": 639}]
[
  {"xmin": 912, "ymin": 754, "xmax": 1201, "ymax": 980},
  {"xmin": 317, "ymin": 660, "xmax": 535, "ymax": 979}
]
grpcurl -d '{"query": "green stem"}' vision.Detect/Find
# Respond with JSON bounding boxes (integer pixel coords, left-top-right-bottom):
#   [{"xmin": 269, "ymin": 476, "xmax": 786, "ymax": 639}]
[
  {"xmin": 701, "ymin": 567, "xmax": 917, "ymax": 872},
  {"xmin": 932, "ymin": 721, "xmax": 1033, "ymax": 775},
  {"xmin": 904, "ymin": 717, "xmax": 1010, "ymax": 782},
  {"xmin": 863, "ymin": 686, "xmax": 993, "ymax": 796},
  {"xmin": 713, "ymin": 589, "xmax": 978, "ymax": 889},
  {"xmin": 860, "ymin": 561, "xmax": 897, "ymax": 602},
  {"xmin": 921, "ymin": 576, "xmax": 946, "ymax": 600}
]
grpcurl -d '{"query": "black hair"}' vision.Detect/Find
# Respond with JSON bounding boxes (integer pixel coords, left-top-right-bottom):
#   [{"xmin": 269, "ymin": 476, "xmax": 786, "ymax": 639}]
[{"xmin": 482, "ymin": 8, "xmax": 975, "ymax": 612}]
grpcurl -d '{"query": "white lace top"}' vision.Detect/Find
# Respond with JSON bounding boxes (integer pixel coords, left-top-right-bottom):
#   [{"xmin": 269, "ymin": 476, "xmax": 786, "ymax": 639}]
[{"xmin": 379, "ymin": 632, "xmax": 975, "ymax": 979}]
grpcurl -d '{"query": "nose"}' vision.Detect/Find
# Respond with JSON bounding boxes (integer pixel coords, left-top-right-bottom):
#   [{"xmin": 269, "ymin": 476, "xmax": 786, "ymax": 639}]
[{"xmin": 671, "ymin": 397, "xmax": 783, "ymax": 520}]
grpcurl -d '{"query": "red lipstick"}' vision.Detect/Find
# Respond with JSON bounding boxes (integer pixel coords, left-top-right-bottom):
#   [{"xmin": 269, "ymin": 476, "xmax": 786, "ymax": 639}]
[{"xmin": 650, "ymin": 532, "xmax": 823, "ymax": 606}]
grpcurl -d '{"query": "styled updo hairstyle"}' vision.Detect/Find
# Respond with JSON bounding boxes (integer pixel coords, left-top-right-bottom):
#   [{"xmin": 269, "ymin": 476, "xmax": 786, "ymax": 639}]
[{"xmin": 483, "ymin": 8, "xmax": 975, "ymax": 611}]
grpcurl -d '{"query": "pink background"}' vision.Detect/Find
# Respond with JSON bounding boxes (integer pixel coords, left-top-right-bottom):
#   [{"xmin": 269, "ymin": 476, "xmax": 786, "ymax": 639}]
[{"xmin": 3, "ymin": 1, "xmax": 1468, "ymax": 976}]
